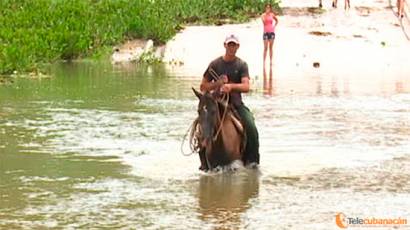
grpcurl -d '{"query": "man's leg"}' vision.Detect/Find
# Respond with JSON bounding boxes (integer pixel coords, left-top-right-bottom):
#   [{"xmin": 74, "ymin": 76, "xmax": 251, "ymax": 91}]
[{"xmin": 235, "ymin": 104, "xmax": 260, "ymax": 165}]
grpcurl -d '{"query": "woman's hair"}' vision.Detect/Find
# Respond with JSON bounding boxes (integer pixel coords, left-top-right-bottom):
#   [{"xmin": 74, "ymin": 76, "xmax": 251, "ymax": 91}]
[{"xmin": 265, "ymin": 3, "xmax": 272, "ymax": 8}]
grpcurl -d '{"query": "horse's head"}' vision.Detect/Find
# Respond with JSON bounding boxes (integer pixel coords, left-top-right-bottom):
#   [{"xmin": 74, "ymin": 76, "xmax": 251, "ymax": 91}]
[{"xmin": 193, "ymin": 88, "xmax": 219, "ymax": 147}]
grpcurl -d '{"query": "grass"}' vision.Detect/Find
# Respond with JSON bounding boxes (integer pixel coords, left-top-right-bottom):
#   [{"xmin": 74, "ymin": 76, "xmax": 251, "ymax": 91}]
[{"xmin": 0, "ymin": 0, "xmax": 280, "ymax": 75}]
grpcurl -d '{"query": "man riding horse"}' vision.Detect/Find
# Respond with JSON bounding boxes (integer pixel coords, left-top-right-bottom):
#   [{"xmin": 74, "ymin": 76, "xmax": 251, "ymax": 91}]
[{"xmin": 197, "ymin": 34, "xmax": 260, "ymax": 170}]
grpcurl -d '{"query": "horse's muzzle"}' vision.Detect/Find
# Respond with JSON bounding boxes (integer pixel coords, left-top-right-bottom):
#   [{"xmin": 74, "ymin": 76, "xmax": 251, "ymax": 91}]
[{"xmin": 201, "ymin": 139, "xmax": 209, "ymax": 148}]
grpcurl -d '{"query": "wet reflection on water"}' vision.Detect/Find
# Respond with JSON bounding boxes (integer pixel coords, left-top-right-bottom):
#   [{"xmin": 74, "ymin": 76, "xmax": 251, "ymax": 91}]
[
  {"xmin": 263, "ymin": 65, "xmax": 274, "ymax": 96},
  {"xmin": 197, "ymin": 170, "xmax": 259, "ymax": 228}
]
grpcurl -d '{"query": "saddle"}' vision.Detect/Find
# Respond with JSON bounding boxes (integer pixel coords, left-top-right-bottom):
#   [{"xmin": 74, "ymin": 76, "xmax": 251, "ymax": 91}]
[
  {"xmin": 227, "ymin": 105, "xmax": 244, "ymax": 135},
  {"xmin": 211, "ymin": 90, "xmax": 244, "ymax": 135},
  {"xmin": 220, "ymin": 103, "xmax": 247, "ymax": 155}
]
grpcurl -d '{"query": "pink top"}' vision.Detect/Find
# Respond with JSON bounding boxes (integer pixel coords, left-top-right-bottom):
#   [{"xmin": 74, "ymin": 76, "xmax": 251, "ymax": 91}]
[{"xmin": 263, "ymin": 14, "xmax": 275, "ymax": 33}]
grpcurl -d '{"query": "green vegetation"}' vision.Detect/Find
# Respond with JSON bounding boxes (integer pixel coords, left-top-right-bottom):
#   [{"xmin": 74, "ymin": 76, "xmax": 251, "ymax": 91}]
[{"xmin": 0, "ymin": 0, "xmax": 280, "ymax": 75}]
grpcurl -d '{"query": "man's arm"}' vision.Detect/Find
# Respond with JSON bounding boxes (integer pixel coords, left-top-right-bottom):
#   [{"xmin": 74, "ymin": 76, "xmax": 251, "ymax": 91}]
[
  {"xmin": 221, "ymin": 76, "xmax": 250, "ymax": 93},
  {"xmin": 200, "ymin": 75, "xmax": 227, "ymax": 92}
]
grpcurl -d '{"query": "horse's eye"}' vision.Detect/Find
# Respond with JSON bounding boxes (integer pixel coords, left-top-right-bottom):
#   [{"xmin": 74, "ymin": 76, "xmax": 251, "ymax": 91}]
[{"xmin": 203, "ymin": 105, "xmax": 207, "ymax": 113}]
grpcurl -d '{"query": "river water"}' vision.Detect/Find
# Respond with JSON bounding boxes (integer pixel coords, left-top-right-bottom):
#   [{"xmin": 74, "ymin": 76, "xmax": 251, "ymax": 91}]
[{"xmin": 1, "ymin": 61, "xmax": 410, "ymax": 229}]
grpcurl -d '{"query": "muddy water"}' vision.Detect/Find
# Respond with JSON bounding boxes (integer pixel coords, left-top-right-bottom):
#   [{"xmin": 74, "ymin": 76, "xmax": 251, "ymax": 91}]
[{"xmin": 1, "ymin": 61, "xmax": 409, "ymax": 229}]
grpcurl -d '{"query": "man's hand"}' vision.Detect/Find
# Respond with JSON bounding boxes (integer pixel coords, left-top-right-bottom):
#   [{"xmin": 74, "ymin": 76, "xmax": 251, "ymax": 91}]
[
  {"xmin": 220, "ymin": 75, "xmax": 228, "ymax": 83},
  {"xmin": 215, "ymin": 75, "xmax": 229, "ymax": 88},
  {"xmin": 216, "ymin": 75, "xmax": 228, "ymax": 86},
  {"xmin": 221, "ymin": 84, "xmax": 232, "ymax": 93}
]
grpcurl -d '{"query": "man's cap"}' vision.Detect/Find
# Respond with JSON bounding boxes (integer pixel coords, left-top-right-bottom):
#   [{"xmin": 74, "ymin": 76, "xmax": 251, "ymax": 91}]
[{"xmin": 224, "ymin": 34, "xmax": 240, "ymax": 44}]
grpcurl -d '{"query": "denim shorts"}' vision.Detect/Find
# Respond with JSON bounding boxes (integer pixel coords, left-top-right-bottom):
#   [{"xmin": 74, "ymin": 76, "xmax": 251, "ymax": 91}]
[{"xmin": 263, "ymin": 32, "xmax": 275, "ymax": 40}]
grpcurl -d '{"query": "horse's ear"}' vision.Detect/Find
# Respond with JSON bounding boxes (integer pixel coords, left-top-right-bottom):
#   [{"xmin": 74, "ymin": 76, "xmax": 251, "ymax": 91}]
[{"xmin": 192, "ymin": 87, "xmax": 202, "ymax": 99}]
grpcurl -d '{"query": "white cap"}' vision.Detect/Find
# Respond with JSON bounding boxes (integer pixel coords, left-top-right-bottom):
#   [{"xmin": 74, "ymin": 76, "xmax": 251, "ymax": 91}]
[{"xmin": 224, "ymin": 34, "xmax": 240, "ymax": 44}]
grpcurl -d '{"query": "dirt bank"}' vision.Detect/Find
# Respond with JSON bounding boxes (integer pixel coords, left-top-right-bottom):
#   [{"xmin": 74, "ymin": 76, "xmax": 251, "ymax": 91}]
[
  {"xmin": 162, "ymin": 0, "xmax": 409, "ymax": 83},
  {"xmin": 112, "ymin": 0, "xmax": 409, "ymax": 92}
]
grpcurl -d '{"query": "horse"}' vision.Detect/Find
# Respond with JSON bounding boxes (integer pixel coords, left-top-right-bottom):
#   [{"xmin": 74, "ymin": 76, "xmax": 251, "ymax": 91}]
[{"xmin": 191, "ymin": 88, "xmax": 246, "ymax": 171}]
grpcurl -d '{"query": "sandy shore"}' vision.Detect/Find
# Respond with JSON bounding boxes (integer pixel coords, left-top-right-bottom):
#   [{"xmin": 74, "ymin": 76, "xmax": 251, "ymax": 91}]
[{"xmin": 162, "ymin": 0, "xmax": 410, "ymax": 86}]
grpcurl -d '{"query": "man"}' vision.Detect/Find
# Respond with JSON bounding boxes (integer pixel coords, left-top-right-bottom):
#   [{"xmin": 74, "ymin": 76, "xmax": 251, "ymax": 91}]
[{"xmin": 199, "ymin": 34, "xmax": 260, "ymax": 170}]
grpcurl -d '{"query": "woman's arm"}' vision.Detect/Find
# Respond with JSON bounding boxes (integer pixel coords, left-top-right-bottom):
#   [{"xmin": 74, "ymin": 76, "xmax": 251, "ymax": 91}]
[
  {"xmin": 261, "ymin": 13, "xmax": 265, "ymax": 23},
  {"xmin": 273, "ymin": 13, "xmax": 279, "ymax": 27}
]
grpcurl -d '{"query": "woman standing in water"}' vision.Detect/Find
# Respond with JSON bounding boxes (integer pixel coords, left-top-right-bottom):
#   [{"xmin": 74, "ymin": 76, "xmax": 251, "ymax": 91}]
[{"xmin": 261, "ymin": 3, "xmax": 278, "ymax": 67}]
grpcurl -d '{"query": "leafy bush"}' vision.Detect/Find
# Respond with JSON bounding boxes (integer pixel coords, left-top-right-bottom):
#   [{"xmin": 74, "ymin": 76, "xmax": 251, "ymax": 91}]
[{"xmin": 0, "ymin": 0, "xmax": 280, "ymax": 74}]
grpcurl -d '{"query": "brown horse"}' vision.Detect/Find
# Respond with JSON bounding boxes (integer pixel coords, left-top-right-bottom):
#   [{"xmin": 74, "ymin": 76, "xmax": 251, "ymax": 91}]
[{"xmin": 192, "ymin": 88, "xmax": 246, "ymax": 171}]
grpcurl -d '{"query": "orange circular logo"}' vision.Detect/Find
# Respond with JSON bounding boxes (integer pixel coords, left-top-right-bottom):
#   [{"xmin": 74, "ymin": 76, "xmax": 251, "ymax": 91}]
[{"xmin": 336, "ymin": 213, "xmax": 348, "ymax": 228}]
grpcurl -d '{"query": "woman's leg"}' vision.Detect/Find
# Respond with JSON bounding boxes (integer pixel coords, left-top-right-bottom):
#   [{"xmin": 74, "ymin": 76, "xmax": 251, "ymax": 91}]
[
  {"xmin": 398, "ymin": 0, "xmax": 402, "ymax": 16},
  {"xmin": 345, "ymin": 0, "xmax": 350, "ymax": 10},
  {"xmin": 263, "ymin": 39, "xmax": 268, "ymax": 67},
  {"xmin": 268, "ymin": 39, "xmax": 274, "ymax": 66},
  {"xmin": 400, "ymin": 0, "xmax": 405, "ymax": 17}
]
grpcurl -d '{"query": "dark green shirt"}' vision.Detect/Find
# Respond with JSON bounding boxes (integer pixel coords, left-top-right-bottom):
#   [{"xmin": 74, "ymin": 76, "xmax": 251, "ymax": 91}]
[{"xmin": 203, "ymin": 56, "xmax": 249, "ymax": 106}]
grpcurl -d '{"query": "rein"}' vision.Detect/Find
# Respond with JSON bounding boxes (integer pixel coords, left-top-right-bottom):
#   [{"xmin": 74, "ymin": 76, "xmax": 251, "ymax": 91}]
[
  {"xmin": 180, "ymin": 118, "xmax": 199, "ymax": 156},
  {"xmin": 208, "ymin": 67, "xmax": 230, "ymax": 142},
  {"xmin": 212, "ymin": 93, "xmax": 229, "ymax": 141}
]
